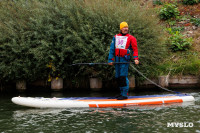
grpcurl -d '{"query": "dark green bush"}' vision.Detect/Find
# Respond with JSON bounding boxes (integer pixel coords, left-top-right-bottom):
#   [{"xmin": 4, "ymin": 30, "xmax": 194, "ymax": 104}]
[
  {"xmin": 0, "ymin": 1, "xmax": 73, "ymax": 81},
  {"xmin": 0, "ymin": 1, "xmax": 46, "ymax": 81},
  {"xmin": 182, "ymin": 0, "xmax": 198, "ymax": 5},
  {"xmin": 153, "ymin": 0, "xmax": 163, "ymax": 5},
  {"xmin": 190, "ymin": 18, "xmax": 200, "ymax": 27},
  {"xmin": 0, "ymin": 0, "xmax": 167, "ymax": 82},
  {"xmin": 159, "ymin": 3, "xmax": 180, "ymax": 20}
]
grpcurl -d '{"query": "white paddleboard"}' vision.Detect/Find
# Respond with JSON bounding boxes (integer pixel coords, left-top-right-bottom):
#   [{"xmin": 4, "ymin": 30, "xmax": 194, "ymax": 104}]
[{"xmin": 11, "ymin": 94, "xmax": 195, "ymax": 108}]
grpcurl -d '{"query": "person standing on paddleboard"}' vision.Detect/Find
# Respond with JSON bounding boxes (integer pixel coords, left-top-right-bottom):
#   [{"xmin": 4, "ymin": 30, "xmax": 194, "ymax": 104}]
[{"xmin": 108, "ymin": 22, "xmax": 139, "ymax": 100}]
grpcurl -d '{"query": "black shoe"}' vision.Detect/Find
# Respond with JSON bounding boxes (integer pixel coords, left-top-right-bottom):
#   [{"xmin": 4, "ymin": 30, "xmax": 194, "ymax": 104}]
[
  {"xmin": 117, "ymin": 96, "xmax": 128, "ymax": 100},
  {"xmin": 108, "ymin": 94, "xmax": 122, "ymax": 99},
  {"xmin": 115, "ymin": 94, "xmax": 122, "ymax": 98}
]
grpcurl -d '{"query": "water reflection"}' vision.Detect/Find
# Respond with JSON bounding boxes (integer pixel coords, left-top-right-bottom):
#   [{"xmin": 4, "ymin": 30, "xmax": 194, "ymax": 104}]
[
  {"xmin": 12, "ymin": 101, "xmax": 195, "ymax": 117},
  {"xmin": 11, "ymin": 100, "xmax": 198, "ymax": 133},
  {"xmin": 51, "ymin": 92, "xmax": 64, "ymax": 97}
]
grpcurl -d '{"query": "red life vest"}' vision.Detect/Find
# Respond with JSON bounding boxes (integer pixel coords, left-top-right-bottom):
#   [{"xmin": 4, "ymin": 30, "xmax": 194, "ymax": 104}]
[{"xmin": 114, "ymin": 33, "xmax": 138, "ymax": 60}]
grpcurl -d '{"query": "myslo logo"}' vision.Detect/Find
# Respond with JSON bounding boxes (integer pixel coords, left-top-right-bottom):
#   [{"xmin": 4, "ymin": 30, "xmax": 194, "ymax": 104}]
[{"xmin": 167, "ymin": 122, "xmax": 193, "ymax": 127}]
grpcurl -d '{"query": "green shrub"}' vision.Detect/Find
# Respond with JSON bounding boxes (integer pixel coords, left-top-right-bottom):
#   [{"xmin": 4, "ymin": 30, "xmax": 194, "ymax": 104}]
[
  {"xmin": 182, "ymin": 0, "xmax": 198, "ymax": 5},
  {"xmin": 68, "ymin": 0, "xmax": 167, "ymax": 79},
  {"xmin": 0, "ymin": 0, "xmax": 167, "ymax": 82},
  {"xmin": 0, "ymin": 1, "xmax": 46, "ymax": 81},
  {"xmin": 159, "ymin": 3, "xmax": 180, "ymax": 20},
  {"xmin": 167, "ymin": 20, "xmax": 177, "ymax": 26},
  {"xmin": 0, "ymin": 1, "xmax": 73, "ymax": 81},
  {"xmin": 190, "ymin": 18, "xmax": 200, "ymax": 27},
  {"xmin": 153, "ymin": 0, "xmax": 163, "ymax": 5},
  {"xmin": 167, "ymin": 28, "xmax": 192, "ymax": 52},
  {"xmin": 166, "ymin": 27, "xmax": 184, "ymax": 33}
]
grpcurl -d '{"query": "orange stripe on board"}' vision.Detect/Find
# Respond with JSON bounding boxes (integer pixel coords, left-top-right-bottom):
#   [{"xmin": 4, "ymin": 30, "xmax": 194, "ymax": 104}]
[
  {"xmin": 89, "ymin": 101, "xmax": 166, "ymax": 108},
  {"xmin": 137, "ymin": 101, "xmax": 163, "ymax": 105},
  {"xmin": 164, "ymin": 99, "xmax": 183, "ymax": 103},
  {"xmin": 89, "ymin": 104, "xmax": 97, "ymax": 107},
  {"xmin": 98, "ymin": 103, "xmax": 127, "ymax": 108}
]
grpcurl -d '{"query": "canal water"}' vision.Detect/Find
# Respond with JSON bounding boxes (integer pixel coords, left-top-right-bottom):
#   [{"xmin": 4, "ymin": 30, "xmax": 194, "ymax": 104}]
[{"xmin": 0, "ymin": 88, "xmax": 200, "ymax": 133}]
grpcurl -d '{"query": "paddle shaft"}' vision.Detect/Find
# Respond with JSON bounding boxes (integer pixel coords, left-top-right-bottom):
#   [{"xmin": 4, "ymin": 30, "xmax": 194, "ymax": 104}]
[{"xmin": 70, "ymin": 62, "xmax": 135, "ymax": 66}]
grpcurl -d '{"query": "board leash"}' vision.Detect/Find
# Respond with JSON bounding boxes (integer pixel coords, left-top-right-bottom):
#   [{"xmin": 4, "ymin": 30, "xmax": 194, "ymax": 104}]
[{"xmin": 130, "ymin": 64, "xmax": 181, "ymax": 94}]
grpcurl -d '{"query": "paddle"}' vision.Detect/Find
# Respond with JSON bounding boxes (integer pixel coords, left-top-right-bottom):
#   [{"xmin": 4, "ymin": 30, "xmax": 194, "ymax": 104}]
[{"xmin": 70, "ymin": 62, "xmax": 135, "ymax": 66}]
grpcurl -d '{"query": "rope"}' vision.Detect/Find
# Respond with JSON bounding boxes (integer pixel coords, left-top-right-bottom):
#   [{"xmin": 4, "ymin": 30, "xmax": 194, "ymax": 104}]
[{"xmin": 130, "ymin": 64, "xmax": 181, "ymax": 94}]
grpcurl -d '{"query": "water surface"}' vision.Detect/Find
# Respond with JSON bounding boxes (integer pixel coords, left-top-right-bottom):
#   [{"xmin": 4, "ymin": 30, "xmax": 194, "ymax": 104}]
[{"xmin": 0, "ymin": 88, "xmax": 200, "ymax": 133}]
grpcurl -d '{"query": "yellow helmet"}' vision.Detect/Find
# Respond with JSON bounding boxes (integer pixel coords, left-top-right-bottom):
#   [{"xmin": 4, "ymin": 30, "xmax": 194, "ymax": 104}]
[{"xmin": 120, "ymin": 22, "xmax": 128, "ymax": 30}]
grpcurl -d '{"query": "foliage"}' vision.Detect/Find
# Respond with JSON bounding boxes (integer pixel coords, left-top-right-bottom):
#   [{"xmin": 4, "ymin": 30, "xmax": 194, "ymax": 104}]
[
  {"xmin": 153, "ymin": 0, "xmax": 163, "ymax": 5},
  {"xmin": 166, "ymin": 28, "xmax": 192, "ymax": 52},
  {"xmin": 159, "ymin": 3, "xmax": 180, "ymax": 20},
  {"xmin": 0, "ymin": 1, "xmax": 47, "ymax": 81},
  {"xmin": 0, "ymin": 0, "xmax": 74, "ymax": 81},
  {"xmin": 167, "ymin": 19, "xmax": 177, "ymax": 26},
  {"xmin": 0, "ymin": 0, "xmax": 167, "ymax": 82},
  {"xmin": 169, "ymin": 26, "xmax": 185, "ymax": 32},
  {"xmin": 182, "ymin": 0, "xmax": 199, "ymax": 5},
  {"xmin": 70, "ymin": 0, "xmax": 167, "ymax": 79},
  {"xmin": 157, "ymin": 52, "xmax": 200, "ymax": 76},
  {"xmin": 190, "ymin": 18, "xmax": 200, "ymax": 27}
]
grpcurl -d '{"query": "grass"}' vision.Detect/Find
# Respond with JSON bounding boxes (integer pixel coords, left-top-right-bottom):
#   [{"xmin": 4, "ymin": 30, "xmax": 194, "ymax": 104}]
[{"xmin": 157, "ymin": 51, "xmax": 200, "ymax": 76}]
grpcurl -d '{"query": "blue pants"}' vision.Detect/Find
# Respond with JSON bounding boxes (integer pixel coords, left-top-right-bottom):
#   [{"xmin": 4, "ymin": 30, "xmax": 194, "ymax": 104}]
[
  {"xmin": 115, "ymin": 57, "xmax": 129, "ymax": 97},
  {"xmin": 119, "ymin": 77, "xmax": 129, "ymax": 97}
]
